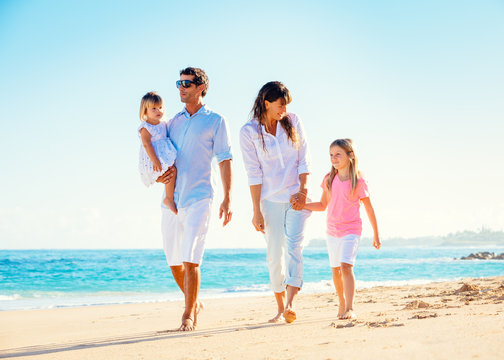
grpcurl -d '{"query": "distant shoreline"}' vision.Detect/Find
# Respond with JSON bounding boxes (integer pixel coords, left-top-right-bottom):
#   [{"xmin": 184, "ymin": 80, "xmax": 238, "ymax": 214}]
[{"xmin": 308, "ymin": 229, "xmax": 504, "ymax": 248}]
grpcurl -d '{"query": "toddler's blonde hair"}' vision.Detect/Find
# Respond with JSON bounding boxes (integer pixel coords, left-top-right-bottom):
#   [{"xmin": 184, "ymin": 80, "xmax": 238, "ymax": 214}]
[{"xmin": 139, "ymin": 91, "xmax": 164, "ymax": 121}]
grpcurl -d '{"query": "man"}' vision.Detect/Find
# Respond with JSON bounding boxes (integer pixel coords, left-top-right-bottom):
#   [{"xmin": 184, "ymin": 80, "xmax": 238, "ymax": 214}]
[{"xmin": 157, "ymin": 67, "xmax": 232, "ymax": 331}]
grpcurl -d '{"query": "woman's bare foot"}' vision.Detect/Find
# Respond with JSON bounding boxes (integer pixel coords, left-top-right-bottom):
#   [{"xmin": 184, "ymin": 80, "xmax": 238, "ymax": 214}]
[
  {"xmin": 340, "ymin": 310, "xmax": 356, "ymax": 320},
  {"xmin": 283, "ymin": 309, "xmax": 297, "ymax": 323},
  {"xmin": 268, "ymin": 312, "xmax": 284, "ymax": 323},
  {"xmin": 337, "ymin": 303, "xmax": 346, "ymax": 319},
  {"xmin": 163, "ymin": 198, "xmax": 178, "ymax": 214},
  {"xmin": 178, "ymin": 317, "xmax": 195, "ymax": 331}
]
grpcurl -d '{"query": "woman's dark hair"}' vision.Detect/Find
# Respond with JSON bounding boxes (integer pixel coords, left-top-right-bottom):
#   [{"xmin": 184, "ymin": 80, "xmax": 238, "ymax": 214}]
[
  {"xmin": 179, "ymin": 67, "xmax": 209, "ymax": 97},
  {"xmin": 250, "ymin": 81, "xmax": 298, "ymax": 150}
]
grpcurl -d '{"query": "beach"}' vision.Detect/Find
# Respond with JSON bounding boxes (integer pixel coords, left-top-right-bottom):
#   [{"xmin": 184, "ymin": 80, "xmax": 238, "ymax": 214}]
[{"xmin": 1, "ymin": 276, "xmax": 503, "ymax": 359}]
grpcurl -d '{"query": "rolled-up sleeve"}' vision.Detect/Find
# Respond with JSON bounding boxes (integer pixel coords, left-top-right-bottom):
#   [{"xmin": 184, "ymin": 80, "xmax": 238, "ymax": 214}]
[
  {"xmin": 295, "ymin": 115, "xmax": 311, "ymax": 175},
  {"xmin": 213, "ymin": 116, "xmax": 233, "ymax": 163},
  {"xmin": 239, "ymin": 125, "xmax": 263, "ymax": 185}
]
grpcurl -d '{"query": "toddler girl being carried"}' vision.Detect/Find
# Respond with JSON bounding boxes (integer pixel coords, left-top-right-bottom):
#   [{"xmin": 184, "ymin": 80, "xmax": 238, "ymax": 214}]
[{"xmin": 138, "ymin": 92, "xmax": 177, "ymax": 214}]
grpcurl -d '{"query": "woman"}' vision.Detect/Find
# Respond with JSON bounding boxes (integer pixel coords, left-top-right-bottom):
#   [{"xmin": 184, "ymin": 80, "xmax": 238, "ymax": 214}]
[{"xmin": 239, "ymin": 81, "xmax": 311, "ymax": 323}]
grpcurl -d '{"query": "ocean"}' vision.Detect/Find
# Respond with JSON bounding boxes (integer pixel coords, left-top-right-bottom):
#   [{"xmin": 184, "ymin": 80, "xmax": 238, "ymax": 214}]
[{"xmin": 1, "ymin": 247, "xmax": 503, "ymax": 311}]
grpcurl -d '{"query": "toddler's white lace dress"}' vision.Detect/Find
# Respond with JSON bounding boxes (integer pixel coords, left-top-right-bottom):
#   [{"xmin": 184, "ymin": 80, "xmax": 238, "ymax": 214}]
[{"xmin": 138, "ymin": 121, "xmax": 177, "ymax": 186}]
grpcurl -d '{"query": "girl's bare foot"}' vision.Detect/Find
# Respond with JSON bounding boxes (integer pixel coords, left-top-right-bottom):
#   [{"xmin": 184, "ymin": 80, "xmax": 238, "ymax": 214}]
[
  {"xmin": 340, "ymin": 310, "xmax": 356, "ymax": 320},
  {"xmin": 163, "ymin": 198, "xmax": 178, "ymax": 214},
  {"xmin": 268, "ymin": 312, "xmax": 284, "ymax": 323},
  {"xmin": 283, "ymin": 309, "xmax": 297, "ymax": 323}
]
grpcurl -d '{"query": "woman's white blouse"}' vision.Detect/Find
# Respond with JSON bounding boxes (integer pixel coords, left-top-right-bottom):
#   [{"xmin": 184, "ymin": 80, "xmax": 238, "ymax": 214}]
[{"xmin": 239, "ymin": 113, "xmax": 311, "ymax": 202}]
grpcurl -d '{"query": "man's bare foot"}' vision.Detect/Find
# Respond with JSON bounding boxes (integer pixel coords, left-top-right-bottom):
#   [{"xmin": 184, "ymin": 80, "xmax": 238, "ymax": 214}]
[
  {"xmin": 163, "ymin": 198, "xmax": 178, "ymax": 214},
  {"xmin": 194, "ymin": 300, "xmax": 205, "ymax": 326},
  {"xmin": 268, "ymin": 312, "xmax": 284, "ymax": 323},
  {"xmin": 283, "ymin": 309, "xmax": 297, "ymax": 323},
  {"xmin": 178, "ymin": 317, "xmax": 195, "ymax": 331},
  {"xmin": 340, "ymin": 310, "xmax": 356, "ymax": 320}
]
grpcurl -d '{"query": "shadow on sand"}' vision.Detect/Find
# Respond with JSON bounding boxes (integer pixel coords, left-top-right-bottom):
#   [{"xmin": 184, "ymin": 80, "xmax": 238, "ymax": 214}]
[{"xmin": 0, "ymin": 319, "xmax": 326, "ymax": 358}]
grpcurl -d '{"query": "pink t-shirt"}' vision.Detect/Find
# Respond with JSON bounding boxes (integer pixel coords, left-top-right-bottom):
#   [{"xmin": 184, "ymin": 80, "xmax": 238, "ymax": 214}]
[{"xmin": 322, "ymin": 174, "xmax": 370, "ymax": 238}]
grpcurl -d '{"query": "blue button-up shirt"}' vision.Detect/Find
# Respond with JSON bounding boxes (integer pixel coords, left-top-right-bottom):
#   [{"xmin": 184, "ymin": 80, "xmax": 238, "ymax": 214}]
[{"xmin": 165, "ymin": 105, "xmax": 232, "ymax": 209}]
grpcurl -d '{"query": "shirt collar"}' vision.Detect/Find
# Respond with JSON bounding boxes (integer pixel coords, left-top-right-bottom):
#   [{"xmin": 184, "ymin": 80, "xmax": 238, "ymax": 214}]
[
  {"xmin": 253, "ymin": 118, "xmax": 281, "ymax": 136},
  {"xmin": 181, "ymin": 104, "xmax": 210, "ymax": 118}
]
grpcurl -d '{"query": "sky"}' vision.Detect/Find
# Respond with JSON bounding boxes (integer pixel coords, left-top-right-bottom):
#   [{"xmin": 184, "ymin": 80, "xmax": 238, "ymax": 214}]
[{"xmin": 0, "ymin": 0, "xmax": 503, "ymax": 249}]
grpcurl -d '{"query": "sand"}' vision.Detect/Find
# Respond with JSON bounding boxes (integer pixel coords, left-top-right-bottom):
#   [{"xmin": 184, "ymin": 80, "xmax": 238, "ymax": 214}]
[{"xmin": 1, "ymin": 277, "xmax": 504, "ymax": 359}]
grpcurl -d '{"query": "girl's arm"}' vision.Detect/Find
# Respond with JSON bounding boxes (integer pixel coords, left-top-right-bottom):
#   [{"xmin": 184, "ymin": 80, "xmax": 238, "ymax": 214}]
[
  {"xmin": 140, "ymin": 128, "xmax": 162, "ymax": 172},
  {"xmin": 361, "ymin": 197, "xmax": 381, "ymax": 249},
  {"xmin": 249, "ymin": 184, "xmax": 265, "ymax": 233},
  {"xmin": 303, "ymin": 187, "xmax": 329, "ymax": 212}
]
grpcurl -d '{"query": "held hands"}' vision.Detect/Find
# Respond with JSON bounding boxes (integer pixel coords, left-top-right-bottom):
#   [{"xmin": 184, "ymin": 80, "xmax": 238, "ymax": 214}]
[
  {"xmin": 219, "ymin": 197, "xmax": 232, "ymax": 227},
  {"xmin": 373, "ymin": 235, "xmax": 381, "ymax": 249},
  {"xmin": 252, "ymin": 211, "xmax": 265, "ymax": 234},
  {"xmin": 289, "ymin": 189, "xmax": 307, "ymax": 211},
  {"xmin": 156, "ymin": 166, "xmax": 176, "ymax": 184}
]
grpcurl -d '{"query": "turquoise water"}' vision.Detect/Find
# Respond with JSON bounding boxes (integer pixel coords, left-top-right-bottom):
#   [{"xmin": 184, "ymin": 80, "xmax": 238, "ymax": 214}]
[{"xmin": 1, "ymin": 247, "xmax": 503, "ymax": 310}]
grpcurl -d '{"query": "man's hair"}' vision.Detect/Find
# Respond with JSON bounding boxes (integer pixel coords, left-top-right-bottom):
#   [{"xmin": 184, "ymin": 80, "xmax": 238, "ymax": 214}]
[{"xmin": 179, "ymin": 67, "xmax": 209, "ymax": 97}]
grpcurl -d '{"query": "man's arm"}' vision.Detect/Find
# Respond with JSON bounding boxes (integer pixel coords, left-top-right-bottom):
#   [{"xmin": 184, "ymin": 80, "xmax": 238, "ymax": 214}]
[{"xmin": 218, "ymin": 159, "xmax": 232, "ymax": 226}]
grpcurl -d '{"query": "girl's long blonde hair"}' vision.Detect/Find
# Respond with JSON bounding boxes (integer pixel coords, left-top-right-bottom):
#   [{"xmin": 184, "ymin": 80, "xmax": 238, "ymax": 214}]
[{"xmin": 326, "ymin": 139, "xmax": 359, "ymax": 194}]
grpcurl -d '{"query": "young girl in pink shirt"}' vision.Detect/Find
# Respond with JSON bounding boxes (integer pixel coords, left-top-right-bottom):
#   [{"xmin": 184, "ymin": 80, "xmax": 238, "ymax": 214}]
[{"xmin": 303, "ymin": 139, "xmax": 380, "ymax": 320}]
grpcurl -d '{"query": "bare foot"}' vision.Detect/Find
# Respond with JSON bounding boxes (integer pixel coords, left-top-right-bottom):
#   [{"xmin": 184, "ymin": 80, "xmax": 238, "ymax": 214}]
[
  {"xmin": 178, "ymin": 317, "xmax": 195, "ymax": 331},
  {"xmin": 268, "ymin": 312, "xmax": 284, "ymax": 323},
  {"xmin": 163, "ymin": 198, "xmax": 178, "ymax": 214},
  {"xmin": 194, "ymin": 300, "xmax": 205, "ymax": 326},
  {"xmin": 337, "ymin": 303, "xmax": 346, "ymax": 319},
  {"xmin": 340, "ymin": 310, "xmax": 356, "ymax": 320},
  {"xmin": 283, "ymin": 309, "xmax": 297, "ymax": 323}
]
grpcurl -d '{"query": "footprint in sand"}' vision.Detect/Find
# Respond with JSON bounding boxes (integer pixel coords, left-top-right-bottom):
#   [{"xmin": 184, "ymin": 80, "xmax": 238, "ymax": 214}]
[
  {"xmin": 366, "ymin": 319, "xmax": 404, "ymax": 328},
  {"xmin": 410, "ymin": 311, "xmax": 438, "ymax": 319},
  {"xmin": 330, "ymin": 321, "xmax": 358, "ymax": 328},
  {"xmin": 403, "ymin": 300, "xmax": 430, "ymax": 310}
]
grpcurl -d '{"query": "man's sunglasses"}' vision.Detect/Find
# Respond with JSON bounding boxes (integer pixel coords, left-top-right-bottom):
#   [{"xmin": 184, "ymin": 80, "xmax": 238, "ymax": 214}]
[{"xmin": 176, "ymin": 80, "xmax": 197, "ymax": 89}]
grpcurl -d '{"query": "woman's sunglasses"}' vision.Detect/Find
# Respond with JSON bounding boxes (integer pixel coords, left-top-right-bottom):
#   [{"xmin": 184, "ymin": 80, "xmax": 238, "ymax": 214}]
[{"xmin": 176, "ymin": 80, "xmax": 197, "ymax": 89}]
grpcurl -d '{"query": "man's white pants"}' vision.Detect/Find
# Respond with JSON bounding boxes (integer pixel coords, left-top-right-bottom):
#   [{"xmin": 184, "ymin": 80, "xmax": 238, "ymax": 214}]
[{"xmin": 161, "ymin": 199, "xmax": 212, "ymax": 266}]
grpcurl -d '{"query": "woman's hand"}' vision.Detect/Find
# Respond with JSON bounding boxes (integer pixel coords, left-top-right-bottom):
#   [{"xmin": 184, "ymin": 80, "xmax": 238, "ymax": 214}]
[
  {"xmin": 252, "ymin": 211, "xmax": 265, "ymax": 234},
  {"xmin": 290, "ymin": 190, "xmax": 307, "ymax": 211}
]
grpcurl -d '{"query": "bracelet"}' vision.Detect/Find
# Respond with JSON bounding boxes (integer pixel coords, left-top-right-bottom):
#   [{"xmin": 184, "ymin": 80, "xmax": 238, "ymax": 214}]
[{"xmin": 296, "ymin": 190, "xmax": 307, "ymax": 198}]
